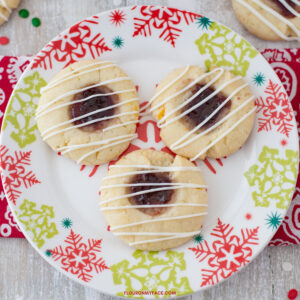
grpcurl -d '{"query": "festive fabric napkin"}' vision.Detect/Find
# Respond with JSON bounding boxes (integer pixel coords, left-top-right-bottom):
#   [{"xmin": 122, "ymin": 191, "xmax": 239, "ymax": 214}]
[{"xmin": 0, "ymin": 51, "xmax": 299, "ymax": 245}]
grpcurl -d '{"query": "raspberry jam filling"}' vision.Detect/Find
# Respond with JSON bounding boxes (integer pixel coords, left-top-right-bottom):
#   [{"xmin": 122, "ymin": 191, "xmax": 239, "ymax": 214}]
[
  {"xmin": 184, "ymin": 84, "xmax": 231, "ymax": 131},
  {"xmin": 272, "ymin": 0, "xmax": 300, "ymax": 18},
  {"xmin": 129, "ymin": 173, "xmax": 173, "ymax": 216},
  {"xmin": 70, "ymin": 86, "xmax": 117, "ymax": 131}
]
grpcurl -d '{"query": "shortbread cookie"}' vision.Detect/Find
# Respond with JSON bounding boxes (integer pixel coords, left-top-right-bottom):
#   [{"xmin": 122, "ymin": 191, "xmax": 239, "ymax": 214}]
[
  {"xmin": 150, "ymin": 66, "xmax": 256, "ymax": 160},
  {"xmin": 36, "ymin": 60, "xmax": 139, "ymax": 165},
  {"xmin": 232, "ymin": 0, "xmax": 300, "ymax": 41},
  {"xmin": 0, "ymin": 0, "xmax": 21, "ymax": 25},
  {"xmin": 100, "ymin": 149, "xmax": 207, "ymax": 251}
]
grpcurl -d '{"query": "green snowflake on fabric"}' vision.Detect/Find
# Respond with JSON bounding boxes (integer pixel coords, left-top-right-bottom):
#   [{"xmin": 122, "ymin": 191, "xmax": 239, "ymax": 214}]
[
  {"xmin": 61, "ymin": 217, "xmax": 72, "ymax": 229},
  {"xmin": 194, "ymin": 234, "xmax": 204, "ymax": 244},
  {"xmin": 196, "ymin": 16, "xmax": 213, "ymax": 30},
  {"xmin": 244, "ymin": 146, "xmax": 298, "ymax": 209},
  {"xmin": 195, "ymin": 23, "xmax": 258, "ymax": 76},
  {"xmin": 112, "ymin": 36, "xmax": 124, "ymax": 48},
  {"xmin": 2, "ymin": 72, "xmax": 47, "ymax": 148},
  {"xmin": 111, "ymin": 250, "xmax": 193, "ymax": 298},
  {"xmin": 265, "ymin": 211, "xmax": 282, "ymax": 230},
  {"xmin": 253, "ymin": 72, "xmax": 266, "ymax": 86},
  {"xmin": 16, "ymin": 199, "xmax": 59, "ymax": 248}
]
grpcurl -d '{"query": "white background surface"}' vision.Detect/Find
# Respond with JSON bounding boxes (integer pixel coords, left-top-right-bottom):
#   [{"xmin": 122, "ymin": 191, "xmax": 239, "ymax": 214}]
[{"xmin": 0, "ymin": 0, "xmax": 299, "ymax": 299}]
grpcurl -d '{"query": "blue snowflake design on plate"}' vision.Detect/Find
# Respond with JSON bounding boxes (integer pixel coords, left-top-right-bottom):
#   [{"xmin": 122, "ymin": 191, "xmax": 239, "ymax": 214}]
[
  {"xmin": 196, "ymin": 16, "xmax": 213, "ymax": 30},
  {"xmin": 61, "ymin": 217, "xmax": 72, "ymax": 229},
  {"xmin": 193, "ymin": 234, "xmax": 204, "ymax": 244},
  {"xmin": 253, "ymin": 72, "xmax": 266, "ymax": 86},
  {"xmin": 265, "ymin": 211, "xmax": 282, "ymax": 230},
  {"xmin": 112, "ymin": 36, "xmax": 124, "ymax": 48}
]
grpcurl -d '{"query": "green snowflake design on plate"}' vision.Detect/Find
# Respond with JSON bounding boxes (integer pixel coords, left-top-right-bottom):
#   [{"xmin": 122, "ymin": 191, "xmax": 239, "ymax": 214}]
[
  {"xmin": 111, "ymin": 250, "xmax": 193, "ymax": 298},
  {"xmin": 16, "ymin": 199, "xmax": 59, "ymax": 248},
  {"xmin": 244, "ymin": 146, "xmax": 298, "ymax": 209},
  {"xmin": 265, "ymin": 211, "xmax": 282, "ymax": 230},
  {"xmin": 193, "ymin": 234, "xmax": 204, "ymax": 244},
  {"xmin": 112, "ymin": 36, "xmax": 124, "ymax": 48},
  {"xmin": 2, "ymin": 72, "xmax": 47, "ymax": 148},
  {"xmin": 61, "ymin": 217, "xmax": 72, "ymax": 229},
  {"xmin": 196, "ymin": 16, "xmax": 213, "ymax": 30},
  {"xmin": 253, "ymin": 72, "xmax": 266, "ymax": 86},
  {"xmin": 195, "ymin": 22, "xmax": 258, "ymax": 76}
]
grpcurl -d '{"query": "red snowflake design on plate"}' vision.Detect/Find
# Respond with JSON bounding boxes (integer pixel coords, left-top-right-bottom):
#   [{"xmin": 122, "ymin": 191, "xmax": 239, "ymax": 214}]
[
  {"xmin": 107, "ymin": 119, "xmax": 164, "ymax": 169},
  {"xmin": 189, "ymin": 219, "xmax": 259, "ymax": 287},
  {"xmin": 31, "ymin": 17, "xmax": 111, "ymax": 70},
  {"xmin": 132, "ymin": 6, "xmax": 200, "ymax": 47},
  {"xmin": 79, "ymin": 165, "xmax": 100, "ymax": 177},
  {"xmin": 256, "ymin": 79, "xmax": 293, "ymax": 137},
  {"xmin": 0, "ymin": 146, "xmax": 40, "ymax": 205},
  {"xmin": 109, "ymin": 9, "xmax": 126, "ymax": 26},
  {"xmin": 51, "ymin": 229, "xmax": 109, "ymax": 282},
  {"xmin": 197, "ymin": 158, "xmax": 226, "ymax": 175}
]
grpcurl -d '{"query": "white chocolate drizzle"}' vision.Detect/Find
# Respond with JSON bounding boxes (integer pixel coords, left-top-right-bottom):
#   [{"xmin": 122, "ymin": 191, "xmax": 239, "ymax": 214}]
[
  {"xmin": 57, "ymin": 134, "xmax": 137, "ymax": 154},
  {"xmin": 146, "ymin": 65, "xmax": 255, "ymax": 160},
  {"xmin": 37, "ymin": 76, "xmax": 132, "ymax": 114},
  {"xmin": 36, "ymin": 89, "xmax": 136, "ymax": 119},
  {"xmin": 38, "ymin": 61, "xmax": 139, "ymax": 163},
  {"xmin": 0, "ymin": 8, "xmax": 7, "ymax": 21},
  {"xmin": 100, "ymin": 183, "xmax": 206, "ymax": 205},
  {"xmin": 141, "ymin": 65, "xmax": 191, "ymax": 114},
  {"xmin": 41, "ymin": 111, "xmax": 137, "ymax": 140},
  {"xmin": 110, "ymin": 213, "xmax": 207, "ymax": 230},
  {"xmin": 236, "ymin": 0, "xmax": 300, "ymax": 40},
  {"xmin": 101, "ymin": 164, "xmax": 207, "ymax": 245},
  {"xmin": 77, "ymin": 134, "xmax": 136, "ymax": 164},
  {"xmin": 278, "ymin": 0, "xmax": 300, "ymax": 16},
  {"xmin": 172, "ymin": 95, "xmax": 255, "ymax": 152},
  {"xmin": 41, "ymin": 61, "xmax": 116, "ymax": 92},
  {"xmin": 147, "ymin": 67, "xmax": 224, "ymax": 117},
  {"xmin": 104, "ymin": 165, "xmax": 204, "ymax": 180},
  {"xmin": 171, "ymin": 83, "xmax": 250, "ymax": 149},
  {"xmin": 159, "ymin": 75, "xmax": 242, "ymax": 129},
  {"xmin": 191, "ymin": 106, "xmax": 256, "ymax": 160},
  {"xmin": 0, "ymin": 0, "xmax": 10, "ymax": 12},
  {"xmin": 101, "ymin": 203, "xmax": 207, "ymax": 211}
]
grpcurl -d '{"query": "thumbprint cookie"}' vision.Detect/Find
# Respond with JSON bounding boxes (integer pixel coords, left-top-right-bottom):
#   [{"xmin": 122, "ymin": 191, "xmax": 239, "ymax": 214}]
[
  {"xmin": 100, "ymin": 149, "xmax": 207, "ymax": 251},
  {"xmin": 232, "ymin": 0, "xmax": 300, "ymax": 41},
  {"xmin": 149, "ymin": 65, "xmax": 256, "ymax": 160},
  {"xmin": 0, "ymin": 0, "xmax": 21, "ymax": 26},
  {"xmin": 36, "ymin": 60, "xmax": 139, "ymax": 165}
]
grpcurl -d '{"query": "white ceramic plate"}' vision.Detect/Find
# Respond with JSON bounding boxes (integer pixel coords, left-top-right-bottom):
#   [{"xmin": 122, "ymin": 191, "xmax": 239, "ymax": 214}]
[{"xmin": 1, "ymin": 5, "xmax": 298, "ymax": 297}]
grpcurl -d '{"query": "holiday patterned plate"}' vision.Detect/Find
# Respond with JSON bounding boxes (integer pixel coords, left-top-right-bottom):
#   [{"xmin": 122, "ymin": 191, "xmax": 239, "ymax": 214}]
[{"xmin": 0, "ymin": 5, "xmax": 299, "ymax": 297}]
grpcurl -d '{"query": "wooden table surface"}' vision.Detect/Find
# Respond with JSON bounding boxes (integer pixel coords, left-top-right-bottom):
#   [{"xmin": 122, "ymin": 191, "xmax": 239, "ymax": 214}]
[{"xmin": 0, "ymin": 0, "xmax": 299, "ymax": 299}]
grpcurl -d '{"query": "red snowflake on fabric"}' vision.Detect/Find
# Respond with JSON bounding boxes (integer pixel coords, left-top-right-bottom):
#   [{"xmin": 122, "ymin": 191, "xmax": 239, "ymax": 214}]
[
  {"xmin": 256, "ymin": 79, "xmax": 293, "ymax": 137},
  {"xmin": 51, "ymin": 229, "xmax": 109, "ymax": 282},
  {"xmin": 109, "ymin": 9, "xmax": 126, "ymax": 26},
  {"xmin": 0, "ymin": 146, "xmax": 40, "ymax": 205},
  {"xmin": 189, "ymin": 219, "xmax": 259, "ymax": 287},
  {"xmin": 132, "ymin": 6, "xmax": 200, "ymax": 47},
  {"xmin": 31, "ymin": 17, "xmax": 111, "ymax": 70}
]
